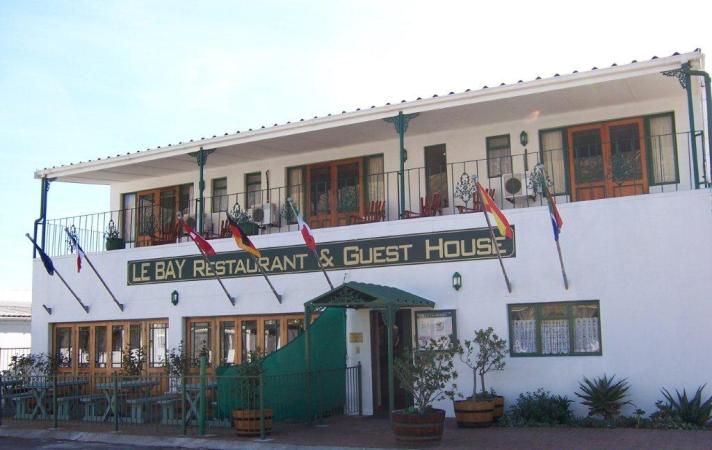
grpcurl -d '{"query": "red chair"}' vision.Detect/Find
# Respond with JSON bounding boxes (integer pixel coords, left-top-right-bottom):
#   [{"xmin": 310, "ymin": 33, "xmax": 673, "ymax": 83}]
[
  {"xmin": 403, "ymin": 192, "xmax": 442, "ymax": 218},
  {"xmin": 350, "ymin": 200, "xmax": 386, "ymax": 224}
]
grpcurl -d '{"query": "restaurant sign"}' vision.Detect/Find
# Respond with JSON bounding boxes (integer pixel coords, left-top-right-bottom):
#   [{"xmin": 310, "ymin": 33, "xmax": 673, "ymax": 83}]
[{"xmin": 127, "ymin": 227, "xmax": 515, "ymax": 285}]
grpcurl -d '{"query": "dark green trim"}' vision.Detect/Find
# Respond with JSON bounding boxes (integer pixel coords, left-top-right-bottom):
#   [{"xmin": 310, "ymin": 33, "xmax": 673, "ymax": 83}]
[
  {"xmin": 537, "ymin": 128, "xmax": 570, "ymax": 195},
  {"xmin": 644, "ymin": 112, "xmax": 680, "ymax": 186},
  {"xmin": 486, "ymin": 134, "xmax": 511, "ymax": 178},
  {"xmin": 506, "ymin": 300, "xmax": 602, "ymax": 358}
]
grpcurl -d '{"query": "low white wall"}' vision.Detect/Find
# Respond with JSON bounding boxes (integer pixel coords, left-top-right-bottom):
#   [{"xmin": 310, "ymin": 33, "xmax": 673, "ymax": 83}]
[{"xmin": 33, "ymin": 189, "xmax": 712, "ymax": 417}]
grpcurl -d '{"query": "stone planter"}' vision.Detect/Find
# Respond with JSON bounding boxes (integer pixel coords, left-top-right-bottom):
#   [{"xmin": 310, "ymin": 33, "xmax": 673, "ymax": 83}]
[{"xmin": 391, "ymin": 408, "xmax": 445, "ymax": 443}]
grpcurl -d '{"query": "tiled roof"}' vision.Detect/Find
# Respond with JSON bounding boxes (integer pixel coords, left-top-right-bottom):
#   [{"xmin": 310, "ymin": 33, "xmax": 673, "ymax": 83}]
[
  {"xmin": 39, "ymin": 49, "xmax": 701, "ymax": 172},
  {"xmin": 0, "ymin": 304, "xmax": 31, "ymax": 318}
]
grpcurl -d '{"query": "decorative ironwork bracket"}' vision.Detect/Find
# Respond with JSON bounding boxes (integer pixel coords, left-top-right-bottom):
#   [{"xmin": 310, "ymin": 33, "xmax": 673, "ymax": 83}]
[
  {"xmin": 383, "ymin": 112, "xmax": 419, "ymax": 134},
  {"xmin": 662, "ymin": 63, "xmax": 690, "ymax": 90},
  {"xmin": 188, "ymin": 148, "xmax": 215, "ymax": 165}
]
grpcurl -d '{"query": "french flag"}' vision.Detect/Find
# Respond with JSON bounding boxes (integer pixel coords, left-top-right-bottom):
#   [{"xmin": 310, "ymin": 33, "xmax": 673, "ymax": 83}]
[
  {"xmin": 548, "ymin": 192, "xmax": 563, "ymax": 241},
  {"xmin": 296, "ymin": 213, "xmax": 317, "ymax": 251}
]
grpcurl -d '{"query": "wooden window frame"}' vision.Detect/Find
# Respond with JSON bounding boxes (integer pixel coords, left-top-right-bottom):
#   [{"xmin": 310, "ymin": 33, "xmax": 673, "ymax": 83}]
[
  {"xmin": 507, "ymin": 300, "xmax": 602, "ymax": 357},
  {"xmin": 486, "ymin": 134, "xmax": 512, "ymax": 178}
]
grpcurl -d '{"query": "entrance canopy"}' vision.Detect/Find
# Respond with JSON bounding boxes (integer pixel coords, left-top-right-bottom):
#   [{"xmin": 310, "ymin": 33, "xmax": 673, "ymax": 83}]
[
  {"xmin": 303, "ymin": 282, "xmax": 434, "ymax": 415},
  {"xmin": 304, "ymin": 281, "xmax": 435, "ymax": 311}
]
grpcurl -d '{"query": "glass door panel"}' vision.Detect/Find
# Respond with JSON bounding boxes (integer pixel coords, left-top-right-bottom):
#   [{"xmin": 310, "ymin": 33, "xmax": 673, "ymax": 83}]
[
  {"xmin": 568, "ymin": 126, "xmax": 606, "ymax": 201},
  {"xmin": 607, "ymin": 119, "xmax": 648, "ymax": 197},
  {"xmin": 241, "ymin": 320, "xmax": 258, "ymax": 362},
  {"xmin": 336, "ymin": 163, "xmax": 359, "ymax": 213},
  {"xmin": 137, "ymin": 192, "xmax": 157, "ymax": 246}
]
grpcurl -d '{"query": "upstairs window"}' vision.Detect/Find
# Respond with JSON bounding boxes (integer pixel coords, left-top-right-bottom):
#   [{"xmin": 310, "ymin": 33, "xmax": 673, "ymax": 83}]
[
  {"xmin": 647, "ymin": 113, "xmax": 679, "ymax": 185},
  {"xmin": 539, "ymin": 130, "xmax": 567, "ymax": 194},
  {"xmin": 487, "ymin": 135, "xmax": 512, "ymax": 178},
  {"xmin": 424, "ymin": 144, "xmax": 449, "ymax": 206},
  {"xmin": 245, "ymin": 172, "xmax": 262, "ymax": 209},
  {"xmin": 212, "ymin": 178, "xmax": 228, "ymax": 213}
]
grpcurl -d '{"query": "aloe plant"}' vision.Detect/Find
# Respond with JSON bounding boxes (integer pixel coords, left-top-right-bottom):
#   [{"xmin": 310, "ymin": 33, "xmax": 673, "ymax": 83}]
[
  {"xmin": 575, "ymin": 374, "xmax": 631, "ymax": 420},
  {"xmin": 656, "ymin": 385, "xmax": 712, "ymax": 426}
]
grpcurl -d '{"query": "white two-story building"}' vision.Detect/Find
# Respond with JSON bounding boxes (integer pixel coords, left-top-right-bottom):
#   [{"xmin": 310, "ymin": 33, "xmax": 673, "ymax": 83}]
[{"xmin": 30, "ymin": 49, "xmax": 712, "ymax": 416}]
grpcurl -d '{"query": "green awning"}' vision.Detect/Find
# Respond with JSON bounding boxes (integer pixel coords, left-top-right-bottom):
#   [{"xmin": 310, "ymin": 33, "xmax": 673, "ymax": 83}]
[{"xmin": 304, "ymin": 281, "xmax": 435, "ymax": 310}]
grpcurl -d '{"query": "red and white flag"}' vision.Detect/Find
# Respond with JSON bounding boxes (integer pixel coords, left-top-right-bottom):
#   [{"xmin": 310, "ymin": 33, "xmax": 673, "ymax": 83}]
[
  {"xmin": 296, "ymin": 213, "xmax": 316, "ymax": 251},
  {"xmin": 180, "ymin": 220, "xmax": 216, "ymax": 257}
]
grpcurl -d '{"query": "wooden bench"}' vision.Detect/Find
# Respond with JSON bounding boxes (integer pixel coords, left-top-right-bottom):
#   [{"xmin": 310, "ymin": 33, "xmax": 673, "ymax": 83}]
[
  {"xmin": 7, "ymin": 392, "xmax": 34, "ymax": 419},
  {"xmin": 80, "ymin": 394, "xmax": 107, "ymax": 422},
  {"xmin": 126, "ymin": 395, "xmax": 179, "ymax": 424}
]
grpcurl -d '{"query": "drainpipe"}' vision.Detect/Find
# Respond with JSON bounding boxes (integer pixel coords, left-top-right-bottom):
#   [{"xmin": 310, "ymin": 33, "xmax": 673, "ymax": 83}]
[
  {"xmin": 32, "ymin": 177, "xmax": 50, "ymax": 257},
  {"xmin": 686, "ymin": 67, "xmax": 712, "ymax": 186},
  {"xmin": 384, "ymin": 112, "xmax": 418, "ymax": 218},
  {"xmin": 190, "ymin": 147, "xmax": 214, "ymax": 234}
]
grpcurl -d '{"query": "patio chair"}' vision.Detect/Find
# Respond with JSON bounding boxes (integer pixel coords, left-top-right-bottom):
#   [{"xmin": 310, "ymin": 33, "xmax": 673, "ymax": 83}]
[
  {"xmin": 350, "ymin": 200, "xmax": 386, "ymax": 224},
  {"xmin": 456, "ymin": 188, "xmax": 495, "ymax": 214},
  {"xmin": 403, "ymin": 192, "xmax": 442, "ymax": 219}
]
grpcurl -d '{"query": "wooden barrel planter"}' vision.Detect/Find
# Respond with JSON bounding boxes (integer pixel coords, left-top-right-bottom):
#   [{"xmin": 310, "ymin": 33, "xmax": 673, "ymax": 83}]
[
  {"xmin": 453, "ymin": 398, "xmax": 495, "ymax": 428},
  {"xmin": 493, "ymin": 396, "xmax": 504, "ymax": 421},
  {"xmin": 391, "ymin": 408, "xmax": 445, "ymax": 443},
  {"xmin": 232, "ymin": 409, "xmax": 273, "ymax": 436}
]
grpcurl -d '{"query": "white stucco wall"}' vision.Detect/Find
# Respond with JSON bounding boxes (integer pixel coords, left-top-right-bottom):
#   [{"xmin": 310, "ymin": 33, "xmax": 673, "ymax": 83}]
[
  {"xmin": 0, "ymin": 319, "xmax": 31, "ymax": 348},
  {"xmin": 33, "ymin": 189, "xmax": 712, "ymax": 417}
]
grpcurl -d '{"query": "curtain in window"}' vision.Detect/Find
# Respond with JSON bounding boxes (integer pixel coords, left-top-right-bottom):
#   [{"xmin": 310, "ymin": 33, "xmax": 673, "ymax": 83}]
[
  {"xmin": 542, "ymin": 320, "xmax": 569, "ymax": 355},
  {"xmin": 541, "ymin": 130, "xmax": 566, "ymax": 194},
  {"xmin": 287, "ymin": 167, "xmax": 304, "ymax": 222},
  {"xmin": 574, "ymin": 304, "xmax": 600, "ymax": 353},
  {"xmin": 367, "ymin": 156, "xmax": 385, "ymax": 202},
  {"xmin": 648, "ymin": 115, "xmax": 677, "ymax": 184},
  {"xmin": 511, "ymin": 306, "xmax": 536, "ymax": 353}
]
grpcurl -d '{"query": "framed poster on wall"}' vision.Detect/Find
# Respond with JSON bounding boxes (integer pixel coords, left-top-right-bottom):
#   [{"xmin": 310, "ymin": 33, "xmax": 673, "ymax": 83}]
[{"xmin": 415, "ymin": 310, "xmax": 457, "ymax": 348}]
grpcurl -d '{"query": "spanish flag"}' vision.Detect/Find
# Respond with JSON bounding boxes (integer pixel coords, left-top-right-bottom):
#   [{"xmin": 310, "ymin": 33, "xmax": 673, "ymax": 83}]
[
  {"xmin": 226, "ymin": 214, "xmax": 262, "ymax": 258},
  {"xmin": 477, "ymin": 181, "xmax": 513, "ymax": 239}
]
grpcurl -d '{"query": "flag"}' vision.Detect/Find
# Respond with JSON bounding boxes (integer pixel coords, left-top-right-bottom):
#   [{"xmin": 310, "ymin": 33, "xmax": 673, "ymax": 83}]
[
  {"xmin": 296, "ymin": 212, "xmax": 317, "ymax": 251},
  {"xmin": 546, "ymin": 188, "xmax": 563, "ymax": 241},
  {"xmin": 477, "ymin": 182, "xmax": 513, "ymax": 239},
  {"xmin": 180, "ymin": 219, "xmax": 216, "ymax": 257},
  {"xmin": 31, "ymin": 240, "xmax": 55, "ymax": 276},
  {"xmin": 67, "ymin": 232, "xmax": 86, "ymax": 272},
  {"xmin": 226, "ymin": 214, "xmax": 261, "ymax": 258}
]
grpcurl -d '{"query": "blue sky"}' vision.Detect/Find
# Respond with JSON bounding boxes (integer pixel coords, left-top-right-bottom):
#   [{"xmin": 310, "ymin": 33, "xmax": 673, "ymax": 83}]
[{"xmin": 1, "ymin": 1, "xmax": 709, "ymax": 302}]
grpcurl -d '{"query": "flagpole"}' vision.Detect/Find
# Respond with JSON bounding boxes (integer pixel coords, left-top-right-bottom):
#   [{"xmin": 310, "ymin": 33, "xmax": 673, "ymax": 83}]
[
  {"xmin": 474, "ymin": 184, "xmax": 512, "ymax": 293},
  {"xmin": 543, "ymin": 183, "xmax": 569, "ymax": 290},
  {"xmin": 64, "ymin": 228, "xmax": 124, "ymax": 311},
  {"xmin": 25, "ymin": 234, "xmax": 89, "ymax": 313},
  {"xmin": 288, "ymin": 200, "xmax": 334, "ymax": 290},
  {"xmin": 250, "ymin": 256, "xmax": 282, "ymax": 303},
  {"xmin": 179, "ymin": 220, "xmax": 236, "ymax": 306}
]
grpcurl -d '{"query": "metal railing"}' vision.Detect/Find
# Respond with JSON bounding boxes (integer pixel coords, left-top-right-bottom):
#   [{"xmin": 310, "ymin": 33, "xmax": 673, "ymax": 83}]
[
  {"xmin": 0, "ymin": 348, "xmax": 31, "ymax": 373},
  {"xmin": 41, "ymin": 131, "xmax": 706, "ymax": 257},
  {"xmin": 0, "ymin": 365, "xmax": 361, "ymax": 437}
]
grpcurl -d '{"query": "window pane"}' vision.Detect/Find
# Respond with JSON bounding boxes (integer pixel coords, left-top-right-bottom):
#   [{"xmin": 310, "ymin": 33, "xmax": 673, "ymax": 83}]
[
  {"xmin": 221, "ymin": 321, "xmax": 236, "ymax": 364},
  {"xmin": 264, "ymin": 320, "xmax": 280, "ymax": 354},
  {"xmin": 572, "ymin": 130, "xmax": 604, "ymax": 182},
  {"xmin": 190, "ymin": 322, "xmax": 211, "ymax": 366},
  {"xmin": 287, "ymin": 319, "xmax": 304, "ymax": 343},
  {"xmin": 149, "ymin": 323, "xmax": 167, "ymax": 368},
  {"xmin": 55, "ymin": 328, "xmax": 72, "ymax": 368},
  {"xmin": 287, "ymin": 167, "xmax": 305, "ymax": 222},
  {"xmin": 310, "ymin": 167, "xmax": 331, "ymax": 214},
  {"xmin": 541, "ymin": 304, "xmax": 569, "ymax": 355},
  {"xmin": 573, "ymin": 304, "xmax": 600, "ymax": 353},
  {"xmin": 95, "ymin": 326, "xmax": 107, "ymax": 368},
  {"xmin": 541, "ymin": 130, "xmax": 566, "ymax": 194},
  {"xmin": 130, "ymin": 324, "xmax": 141, "ymax": 359},
  {"xmin": 112, "ymin": 325, "xmax": 124, "ymax": 368},
  {"xmin": 336, "ymin": 163, "xmax": 359, "ymax": 213},
  {"xmin": 510, "ymin": 305, "xmax": 537, "ymax": 354},
  {"xmin": 366, "ymin": 155, "xmax": 385, "ymax": 203},
  {"xmin": 78, "ymin": 327, "xmax": 90, "ymax": 368},
  {"xmin": 212, "ymin": 178, "xmax": 228, "ymax": 213},
  {"xmin": 487, "ymin": 135, "xmax": 511, "ymax": 177},
  {"xmin": 246, "ymin": 173, "xmax": 262, "ymax": 209},
  {"xmin": 610, "ymin": 123, "xmax": 642, "ymax": 181},
  {"xmin": 649, "ymin": 115, "xmax": 677, "ymax": 184},
  {"xmin": 424, "ymin": 144, "xmax": 449, "ymax": 206},
  {"xmin": 241, "ymin": 320, "xmax": 258, "ymax": 362},
  {"xmin": 121, "ymin": 193, "xmax": 136, "ymax": 242}
]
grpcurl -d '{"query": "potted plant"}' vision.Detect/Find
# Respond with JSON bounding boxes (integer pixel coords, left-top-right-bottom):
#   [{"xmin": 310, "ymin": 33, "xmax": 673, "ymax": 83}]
[
  {"xmin": 391, "ymin": 336, "xmax": 459, "ymax": 443},
  {"xmin": 232, "ymin": 350, "xmax": 273, "ymax": 436},
  {"xmin": 121, "ymin": 347, "xmax": 146, "ymax": 378},
  {"xmin": 104, "ymin": 219, "xmax": 125, "ymax": 250},
  {"xmin": 229, "ymin": 203, "xmax": 260, "ymax": 236},
  {"xmin": 455, "ymin": 327, "xmax": 508, "ymax": 427}
]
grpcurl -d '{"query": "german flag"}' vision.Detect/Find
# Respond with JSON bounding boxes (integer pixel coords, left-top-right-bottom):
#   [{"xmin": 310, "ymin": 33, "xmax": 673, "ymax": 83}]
[
  {"xmin": 477, "ymin": 181, "xmax": 513, "ymax": 239},
  {"xmin": 226, "ymin": 214, "xmax": 262, "ymax": 258}
]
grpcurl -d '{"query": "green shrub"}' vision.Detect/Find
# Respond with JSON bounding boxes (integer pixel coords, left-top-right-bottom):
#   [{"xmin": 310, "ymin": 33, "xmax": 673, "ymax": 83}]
[
  {"xmin": 652, "ymin": 385, "xmax": 712, "ymax": 427},
  {"xmin": 506, "ymin": 388, "xmax": 573, "ymax": 425},
  {"xmin": 575, "ymin": 374, "xmax": 631, "ymax": 421}
]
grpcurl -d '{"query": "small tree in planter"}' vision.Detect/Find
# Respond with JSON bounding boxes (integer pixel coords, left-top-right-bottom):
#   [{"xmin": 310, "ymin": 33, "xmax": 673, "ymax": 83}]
[
  {"xmin": 232, "ymin": 350, "xmax": 272, "ymax": 436},
  {"xmin": 121, "ymin": 347, "xmax": 146, "ymax": 377},
  {"xmin": 164, "ymin": 342, "xmax": 190, "ymax": 392},
  {"xmin": 455, "ymin": 327, "xmax": 508, "ymax": 427},
  {"xmin": 391, "ymin": 336, "xmax": 459, "ymax": 443}
]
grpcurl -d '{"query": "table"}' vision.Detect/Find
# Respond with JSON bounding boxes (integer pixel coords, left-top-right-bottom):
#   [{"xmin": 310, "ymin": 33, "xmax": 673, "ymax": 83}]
[
  {"xmin": 24, "ymin": 379, "xmax": 88, "ymax": 419},
  {"xmin": 95, "ymin": 378, "xmax": 160, "ymax": 422}
]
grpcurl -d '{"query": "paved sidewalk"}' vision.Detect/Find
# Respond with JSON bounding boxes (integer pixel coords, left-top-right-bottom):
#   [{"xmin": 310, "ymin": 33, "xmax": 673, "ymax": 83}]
[{"xmin": 2, "ymin": 416, "xmax": 712, "ymax": 449}]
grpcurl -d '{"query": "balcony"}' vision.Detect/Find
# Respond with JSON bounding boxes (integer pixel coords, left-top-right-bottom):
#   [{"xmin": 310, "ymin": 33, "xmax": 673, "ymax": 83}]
[{"xmin": 42, "ymin": 130, "xmax": 707, "ymax": 257}]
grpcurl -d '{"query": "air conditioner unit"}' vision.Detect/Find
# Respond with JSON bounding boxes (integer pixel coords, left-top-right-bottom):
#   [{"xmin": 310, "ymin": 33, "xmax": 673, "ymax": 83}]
[
  {"xmin": 251, "ymin": 203, "xmax": 279, "ymax": 226},
  {"xmin": 502, "ymin": 173, "xmax": 535, "ymax": 200}
]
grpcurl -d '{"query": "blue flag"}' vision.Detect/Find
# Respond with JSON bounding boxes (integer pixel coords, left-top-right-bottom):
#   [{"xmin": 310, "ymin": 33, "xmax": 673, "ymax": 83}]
[{"xmin": 36, "ymin": 243, "xmax": 55, "ymax": 275}]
